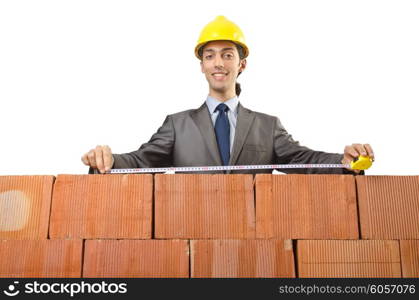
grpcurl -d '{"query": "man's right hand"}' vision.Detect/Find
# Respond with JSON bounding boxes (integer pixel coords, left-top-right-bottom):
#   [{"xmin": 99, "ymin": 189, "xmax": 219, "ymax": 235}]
[{"xmin": 81, "ymin": 145, "xmax": 114, "ymax": 174}]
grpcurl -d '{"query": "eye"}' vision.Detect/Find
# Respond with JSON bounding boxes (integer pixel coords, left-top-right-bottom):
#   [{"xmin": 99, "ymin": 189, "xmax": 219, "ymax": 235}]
[
  {"xmin": 204, "ymin": 54, "xmax": 213, "ymax": 60},
  {"xmin": 224, "ymin": 53, "xmax": 234, "ymax": 59}
]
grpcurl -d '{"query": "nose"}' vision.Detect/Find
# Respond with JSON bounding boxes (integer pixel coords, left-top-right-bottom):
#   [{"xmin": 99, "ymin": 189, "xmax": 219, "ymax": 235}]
[{"xmin": 214, "ymin": 53, "xmax": 224, "ymax": 68}]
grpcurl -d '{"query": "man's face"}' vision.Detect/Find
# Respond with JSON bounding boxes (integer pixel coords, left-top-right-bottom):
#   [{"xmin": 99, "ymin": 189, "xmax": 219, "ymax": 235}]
[{"xmin": 200, "ymin": 40, "xmax": 246, "ymax": 96}]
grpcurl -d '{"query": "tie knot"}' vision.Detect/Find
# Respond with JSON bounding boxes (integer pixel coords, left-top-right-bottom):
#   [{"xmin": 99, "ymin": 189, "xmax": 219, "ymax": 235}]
[{"xmin": 215, "ymin": 103, "xmax": 229, "ymax": 113}]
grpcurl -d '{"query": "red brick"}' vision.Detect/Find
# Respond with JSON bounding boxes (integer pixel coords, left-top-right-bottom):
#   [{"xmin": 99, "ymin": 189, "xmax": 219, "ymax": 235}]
[
  {"xmin": 256, "ymin": 174, "xmax": 358, "ymax": 239},
  {"xmin": 400, "ymin": 240, "xmax": 419, "ymax": 277},
  {"xmin": 0, "ymin": 239, "xmax": 82, "ymax": 277},
  {"xmin": 297, "ymin": 240, "xmax": 401, "ymax": 277},
  {"xmin": 0, "ymin": 176, "xmax": 54, "ymax": 239},
  {"xmin": 357, "ymin": 176, "xmax": 419, "ymax": 239},
  {"xmin": 49, "ymin": 175, "xmax": 152, "ymax": 239},
  {"xmin": 191, "ymin": 239, "xmax": 295, "ymax": 278},
  {"xmin": 83, "ymin": 239, "xmax": 189, "ymax": 278},
  {"xmin": 155, "ymin": 174, "xmax": 255, "ymax": 239}
]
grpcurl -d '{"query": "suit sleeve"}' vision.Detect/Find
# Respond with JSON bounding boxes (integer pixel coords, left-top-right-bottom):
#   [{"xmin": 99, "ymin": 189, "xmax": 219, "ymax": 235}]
[
  {"xmin": 273, "ymin": 117, "xmax": 350, "ymax": 174},
  {"xmin": 88, "ymin": 115, "xmax": 175, "ymax": 173}
]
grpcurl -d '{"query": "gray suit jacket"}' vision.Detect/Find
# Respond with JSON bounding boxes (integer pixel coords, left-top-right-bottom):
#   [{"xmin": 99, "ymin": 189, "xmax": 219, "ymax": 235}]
[{"xmin": 90, "ymin": 102, "xmax": 350, "ymax": 175}]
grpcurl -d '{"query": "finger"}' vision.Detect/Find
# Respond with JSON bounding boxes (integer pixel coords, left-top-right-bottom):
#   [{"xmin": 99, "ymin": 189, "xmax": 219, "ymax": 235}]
[
  {"xmin": 81, "ymin": 153, "xmax": 90, "ymax": 166},
  {"xmin": 364, "ymin": 144, "xmax": 375, "ymax": 160},
  {"xmin": 95, "ymin": 146, "xmax": 105, "ymax": 173},
  {"xmin": 344, "ymin": 146, "xmax": 359, "ymax": 159},
  {"xmin": 103, "ymin": 145, "xmax": 113, "ymax": 171},
  {"xmin": 87, "ymin": 149, "xmax": 97, "ymax": 168},
  {"xmin": 353, "ymin": 143, "xmax": 368, "ymax": 157}
]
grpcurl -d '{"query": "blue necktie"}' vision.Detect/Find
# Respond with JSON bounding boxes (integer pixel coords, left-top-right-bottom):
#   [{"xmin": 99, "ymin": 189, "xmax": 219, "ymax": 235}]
[{"xmin": 214, "ymin": 103, "xmax": 230, "ymax": 165}]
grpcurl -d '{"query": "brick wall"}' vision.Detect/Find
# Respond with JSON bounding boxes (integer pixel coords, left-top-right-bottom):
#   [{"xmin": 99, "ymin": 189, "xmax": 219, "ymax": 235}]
[{"xmin": 0, "ymin": 174, "xmax": 418, "ymax": 277}]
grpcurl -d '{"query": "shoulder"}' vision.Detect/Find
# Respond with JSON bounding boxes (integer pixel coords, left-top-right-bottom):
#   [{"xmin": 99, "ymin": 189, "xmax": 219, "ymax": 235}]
[
  {"xmin": 167, "ymin": 103, "xmax": 207, "ymax": 119},
  {"xmin": 239, "ymin": 103, "xmax": 279, "ymax": 121},
  {"xmin": 168, "ymin": 109, "xmax": 195, "ymax": 118}
]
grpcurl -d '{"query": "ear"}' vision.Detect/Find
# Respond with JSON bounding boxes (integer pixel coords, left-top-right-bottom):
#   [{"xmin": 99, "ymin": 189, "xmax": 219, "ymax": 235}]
[
  {"xmin": 200, "ymin": 60, "xmax": 204, "ymax": 73},
  {"xmin": 239, "ymin": 59, "xmax": 247, "ymax": 73}
]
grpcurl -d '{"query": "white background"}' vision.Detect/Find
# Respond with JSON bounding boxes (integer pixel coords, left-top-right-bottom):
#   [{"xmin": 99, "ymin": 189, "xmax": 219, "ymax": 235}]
[{"xmin": 0, "ymin": 0, "xmax": 418, "ymax": 176}]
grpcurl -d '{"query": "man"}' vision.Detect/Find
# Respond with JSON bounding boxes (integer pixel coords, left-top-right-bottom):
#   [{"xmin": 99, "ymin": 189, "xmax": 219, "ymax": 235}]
[{"xmin": 82, "ymin": 16, "xmax": 374, "ymax": 174}]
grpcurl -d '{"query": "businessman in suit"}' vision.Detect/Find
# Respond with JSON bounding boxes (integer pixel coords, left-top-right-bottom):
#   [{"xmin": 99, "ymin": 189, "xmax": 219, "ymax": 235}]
[{"xmin": 82, "ymin": 16, "xmax": 374, "ymax": 175}]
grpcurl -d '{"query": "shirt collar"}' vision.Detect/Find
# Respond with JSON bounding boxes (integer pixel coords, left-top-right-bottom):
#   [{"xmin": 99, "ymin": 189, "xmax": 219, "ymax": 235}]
[{"xmin": 205, "ymin": 95, "xmax": 239, "ymax": 115}]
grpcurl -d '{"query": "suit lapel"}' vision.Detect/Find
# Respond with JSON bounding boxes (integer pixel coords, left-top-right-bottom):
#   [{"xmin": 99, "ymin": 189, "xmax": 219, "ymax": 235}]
[
  {"xmin": 229, "ymin": 103, "xmax": 255, "ymax": 166},
  {"xmin": 190, "ymin": 103, "xmax": 223, "ymax": 165},
  {"xmin": 190, "ymin": 102, "xmax": 256, "ymax": 168}
]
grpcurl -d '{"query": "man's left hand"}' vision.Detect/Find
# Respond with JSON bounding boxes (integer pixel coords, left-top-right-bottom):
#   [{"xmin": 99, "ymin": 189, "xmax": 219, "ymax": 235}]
[{"xmin": 342, "ymin": 143, "xmax": 375, "ymax": 174}]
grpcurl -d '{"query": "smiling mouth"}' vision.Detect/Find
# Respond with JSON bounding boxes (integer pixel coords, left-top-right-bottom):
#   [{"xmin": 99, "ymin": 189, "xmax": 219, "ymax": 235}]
[{"xmin": 212, "ymin": 72, "xmax": 228, "ymax": 79}]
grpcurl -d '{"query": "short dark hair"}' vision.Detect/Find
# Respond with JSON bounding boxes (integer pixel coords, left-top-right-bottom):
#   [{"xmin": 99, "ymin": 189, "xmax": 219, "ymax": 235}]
[
  {"xmin": 236, "ymin": 44, "xmax": 245, "ymax": 59},
  {"xmin": 198, "ymin": 42, "xmax": 245, "ymax": 60}
]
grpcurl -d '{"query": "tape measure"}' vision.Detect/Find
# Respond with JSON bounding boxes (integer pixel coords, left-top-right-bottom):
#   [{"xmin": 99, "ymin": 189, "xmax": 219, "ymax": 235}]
[{"xmin": 107, "ymin": 156, "xmax": 372, "ymax": 174}]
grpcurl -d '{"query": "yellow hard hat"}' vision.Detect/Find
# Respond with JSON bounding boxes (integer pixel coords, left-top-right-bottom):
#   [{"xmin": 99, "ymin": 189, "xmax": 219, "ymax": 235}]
[{"xmin": 195, "ymin": 15, "xmax": 249, "ymax": 59}]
